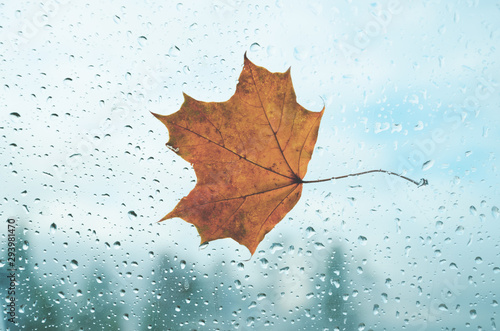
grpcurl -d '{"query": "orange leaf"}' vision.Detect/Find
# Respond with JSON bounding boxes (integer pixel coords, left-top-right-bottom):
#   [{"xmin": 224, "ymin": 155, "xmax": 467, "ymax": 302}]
[{"xmin": 154, "ymin": 54, "xmax": 324, "ymax": 255}]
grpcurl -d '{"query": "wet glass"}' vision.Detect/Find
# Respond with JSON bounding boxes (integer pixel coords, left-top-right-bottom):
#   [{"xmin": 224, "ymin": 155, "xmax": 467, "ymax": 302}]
[{"xmin": 1, "ymin": 1, "xmax": 499, "ymax": 330}]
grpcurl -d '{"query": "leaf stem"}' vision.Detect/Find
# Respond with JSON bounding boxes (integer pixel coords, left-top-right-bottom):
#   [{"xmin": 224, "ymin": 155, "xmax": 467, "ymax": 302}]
[{"xmin": 301, "ymin": 169, "xmax": 428, "ymax": 187}]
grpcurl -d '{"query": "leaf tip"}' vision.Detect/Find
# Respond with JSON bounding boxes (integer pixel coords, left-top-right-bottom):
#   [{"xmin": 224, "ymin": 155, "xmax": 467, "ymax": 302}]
[
  {"xmin": 247, "ymin": 247, "xmax": 257, "ymax": 257},
  {"xmin": 243, "ymin": 51, "xmax": 255, "ymax": 68},
  {"xmin": 240, "ymin": 241, "xmax": 258, "ymax": 257},
  {"xmin": 157, "ymin": 210, "xmax": 178, "ymax": 223},
  {"xmin": 150, "ymin": 111, "xmax": 161, "ymax": 119}
]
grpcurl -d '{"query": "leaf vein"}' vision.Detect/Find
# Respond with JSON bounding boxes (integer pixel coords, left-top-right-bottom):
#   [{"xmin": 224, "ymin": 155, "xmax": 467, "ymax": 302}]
[
  {"xmin": 257, "ymin": 184, "xmax": 300, "ymax": 239},
  {"xmin": 170, "ymin": 183, "xmax": 297, "ymax": 214},
  {"xmin": 297, "ymin": 112, "xmax": 323, "ymax": 177},
  {"xmin": 247, "ymin": 64, "xmax": 296, "ymax": 178},
  {"xmin": 170, "ymin": 122, "xmax": 293, "ymax": 180}
]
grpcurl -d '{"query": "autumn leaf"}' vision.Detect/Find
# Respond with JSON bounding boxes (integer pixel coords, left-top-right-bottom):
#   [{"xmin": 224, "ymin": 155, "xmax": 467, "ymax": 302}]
[
  {"xmin": 153, "ymin": 54, "xmax": 324, "ymax": 255},
  {"xmin": 153, "ymin": 54, "xmax": 427, "ymax": 255}
]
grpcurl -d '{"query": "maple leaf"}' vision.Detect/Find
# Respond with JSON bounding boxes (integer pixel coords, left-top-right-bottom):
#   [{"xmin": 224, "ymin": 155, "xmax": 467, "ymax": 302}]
[
  {"xmin": 153, "ymin": 54, "xmax": 324, "ymax": 255},
  {"xmin": 153, "ymin": 54, "xmax": 427, "ymax": 255}
]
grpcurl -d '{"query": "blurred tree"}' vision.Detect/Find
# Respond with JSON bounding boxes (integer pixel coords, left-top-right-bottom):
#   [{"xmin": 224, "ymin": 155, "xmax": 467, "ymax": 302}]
[
  {"xmin": 321, "ymin": 245, "xmax": 359, "ymax": 330},
  {"xmin": 76, "ymin": 266, "xmax": 123, "ymax": 330},
  {"xmin": 140, "ymin": 254, "xmax": 206, "ymax": 330},
  {"xmin": 7, "ymin": 226, "xmax": 61, "ymax": 330}
]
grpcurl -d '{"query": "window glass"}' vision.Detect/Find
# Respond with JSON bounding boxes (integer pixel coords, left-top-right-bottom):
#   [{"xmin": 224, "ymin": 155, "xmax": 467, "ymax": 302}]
[{"xmin": 2, "ymin": 1, "xmax": 499, "ymax": 330}]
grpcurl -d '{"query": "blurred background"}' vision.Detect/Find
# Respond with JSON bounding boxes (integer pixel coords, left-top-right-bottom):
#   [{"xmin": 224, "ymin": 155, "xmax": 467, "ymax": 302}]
[{"xmin": 1, "ymin": 0, "xmax": 499, "ymax": 330}]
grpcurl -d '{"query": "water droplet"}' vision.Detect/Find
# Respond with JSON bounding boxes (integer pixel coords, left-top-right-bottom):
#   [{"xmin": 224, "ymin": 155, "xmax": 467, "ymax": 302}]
[
  {"xmin": 169, "ymin": 46, "xmax": 180, "ymax": 57},
  {"xmin": 470, "ymin": 205, "xmax": 477, "ymax": 215},
  {"xmin": 438, "ymin": 304, "xmax": 448, "ymax": 311},
  {"xmin": 475, "ymin": 256, "xmax": 483, "ymax": 264},
  {"xmin": 492, "ymin": 206, "xmax": 499, "ymax": 219},
  {"xmin": 373, "ymin": 304, "xmax": 379, "ymax": 315},
  {"xmin": 294, "ymin": 46, "xmax": 307, "ymax": 61},
  {"xmin": 358, "ymin": 236, "xmax": 367, "ymax": 245},
  {"xmin": 493, "ymin": 267, "xmax": 500, "ymax": 274},
  {"xmin": 267, "ymin": 45, "xmax": 277, "ymax": 56},
  {"xmin": 260, "ymin": 258, "xmax": 268, "ymax": 268},
  {"xmin": 305, "ymin": 226, "xmax": 316, "ymax": 238},
  {"xmin": 314, "ymin": 242, "xmax": 325, "ymax": 250},
  {"xmin": 50, "ymin": 223, "xmax": 57, "ymax": 234},
  {"xmin": 257, "ymin": 293, "xmax": 266, "ymax": 300},
  {"xmin": 10, "ymin": 112, "xmax": 21, "ymax": 123},
  {"xmin": 180, "ymin": 260, "xmax": 186, "ymax": 269},
  {"xmin": 113, "ymin": 241, "xmax": 121, "ymax": 249},
  {"xmin": 138, "ymin": 36, "xmax": 148, "ymax": 47},
  {"xmin": 70, "ymin": 259, "xmax": 78, "ymax": 269},
  {"xmin": 123, "ymin": 314, "xmax": 129, "ymax": 320},
  {"xmin": 127, "ymin": 211, "xmax": 137, "ymax": 220},
  {"xmin": 405, "ymin": 246, "xmax": 411, "ymax": 257},
  {"xmin": 270, "ymin": 243, "xmax": 283, "ymax": 253},
  {"xmin": 469, "ymin": 309, "xmax": 477, "ymax": 319},
  {"xmin": 113, "ymin": 15, "xmax": 121, "ymax": 23},
  {"xmin": 250, "ymin": 42, "xmax": 261, "ymax": 52},
  {"xmin": 23, "ymin": 240, "xmax": 29, "ymax": 250},
  {"xmin": 385, "ymin": 278, "xmax": 392, "ymax": 288},
  {"xmin": 455, "ymin": 226, "xmax": 464, "ymax": 235},
  {"xmin": 331, "ymin": 279, "xmax": 340, "ymax": 288},
  {"xmin": 422, "ymin": 160, "xmax": 434, "ymax": 171},
  {"xmin": 392, "ymin": 123, "xmax": 403, "ymax": 132},
  {"xmin": 199, "ymin": 242, "xmax": 209, "ymax": 250}
]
